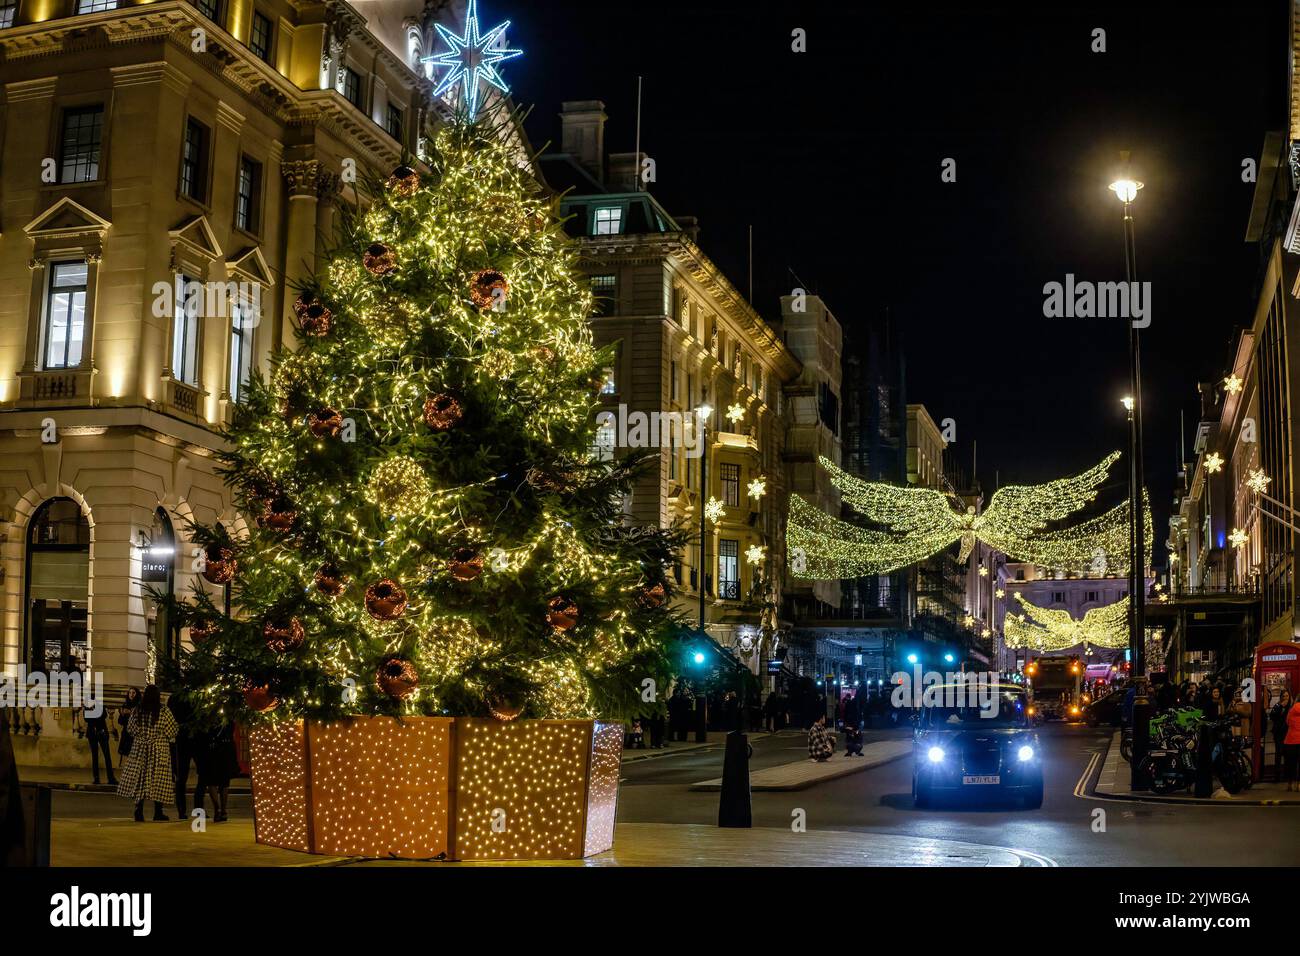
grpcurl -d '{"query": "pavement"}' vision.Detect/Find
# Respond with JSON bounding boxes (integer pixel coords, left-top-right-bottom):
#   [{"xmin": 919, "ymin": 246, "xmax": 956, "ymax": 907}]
[
  {"xmin": 17, "ymin": 765, "xmax": 251, "ymax": 794},
  {"xmin": 1093, "ymin": 731, "xmax": 1300, "ymax": 805},
  {"xmin": 46, "ymin": 816, "xmax": 1054, "ymax": 867},
  {"xmin": 621, "ymin": 731, "xmax": 774, "ymax": 763},
  {"xmin": 690, "ymin": 737, "xmax": 912, "ymax": 790}
]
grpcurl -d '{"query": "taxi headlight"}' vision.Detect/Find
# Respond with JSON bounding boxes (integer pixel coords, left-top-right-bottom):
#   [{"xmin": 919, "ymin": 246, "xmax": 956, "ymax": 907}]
[
  {"xmin": 927, "ymin": 746, "xmax": 945, "ymax": 763},
  {"xmin": 1017, "ymin": 745, "xmax": 1035, "ymax": 762}
]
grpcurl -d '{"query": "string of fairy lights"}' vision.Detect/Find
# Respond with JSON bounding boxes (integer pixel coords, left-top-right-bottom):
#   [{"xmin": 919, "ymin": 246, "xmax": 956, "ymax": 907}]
[
  {"xmin": 1002, "ymin": 594, "xmax": 1131, "ymax": 651},
  {"xmin": 183, "ymin": 118, "xmax": 677, "ymax": 726},
  {"xmin": 789, "ymin": 451, "xmax": 1149, "ymax": 578}
]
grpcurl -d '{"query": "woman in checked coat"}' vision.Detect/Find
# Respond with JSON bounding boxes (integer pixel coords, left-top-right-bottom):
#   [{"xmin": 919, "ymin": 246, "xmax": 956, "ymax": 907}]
[{"xmin": 115, "ymin": 685, "xmax": 178, "ymax": 821}]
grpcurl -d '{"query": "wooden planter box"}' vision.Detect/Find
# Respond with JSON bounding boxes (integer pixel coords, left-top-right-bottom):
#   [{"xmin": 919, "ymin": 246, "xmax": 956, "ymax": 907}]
[{"xmin": 248, "ymin": 717, "xmax": 622, "ymax": 861}]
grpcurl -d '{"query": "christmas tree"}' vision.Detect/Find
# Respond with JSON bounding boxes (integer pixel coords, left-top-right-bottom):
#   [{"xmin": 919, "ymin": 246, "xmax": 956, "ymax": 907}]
[{"xmin": 170, "ymin": 114, "xmax": 684, "ymax": 726}]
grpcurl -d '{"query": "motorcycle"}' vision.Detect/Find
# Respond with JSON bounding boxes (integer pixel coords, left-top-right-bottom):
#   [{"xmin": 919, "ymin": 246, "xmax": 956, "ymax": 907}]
[
  {"xmin": 1137, "ymin": 720, "xmax": 1199, "ymax": 794},
  {"xmin": 1203, "ymin": 718, "xmax": 1253, "ymax": 794}
]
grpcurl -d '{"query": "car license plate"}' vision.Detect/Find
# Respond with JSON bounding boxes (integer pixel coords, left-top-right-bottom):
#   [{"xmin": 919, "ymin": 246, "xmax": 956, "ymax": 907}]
[{"xmin": 962, "ymin": 775, "xmax": 1000, "ymax": 785}]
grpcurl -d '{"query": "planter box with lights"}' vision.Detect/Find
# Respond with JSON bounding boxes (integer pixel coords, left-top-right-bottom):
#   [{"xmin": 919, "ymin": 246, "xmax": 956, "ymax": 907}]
[{"xmin": 248, "ymin": 716, "xmax": 622, "ymax": 861}]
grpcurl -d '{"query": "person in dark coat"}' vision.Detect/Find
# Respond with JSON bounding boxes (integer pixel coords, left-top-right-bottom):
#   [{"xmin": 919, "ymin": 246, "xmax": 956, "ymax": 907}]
[
  {"xmin": 199, "ymin": 720, "xmax": 239, "ymax": 823},
  {"xmin": 1270, "ymin": 690, "xmax": 1294, "ymax": 780},
  {"xmin": 168, "ymin": 691, "xmax": 204, "ymax": 819},
  {"xmin": 0, "ymin": 716, "xmax": 25, "ymax": 866},
  {"xmin": 1156, "ymin": 680, "xmax": 1177, "ymax": 713},
  {"xmin": 84, "ymin": 701, "xmax": 115, "ymax": 786}
]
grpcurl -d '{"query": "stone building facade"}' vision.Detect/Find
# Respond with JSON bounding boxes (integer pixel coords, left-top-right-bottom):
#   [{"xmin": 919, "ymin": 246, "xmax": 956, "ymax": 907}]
[{"xmin": 0, "ymin": 0, "xmax": 513, "ymax": 763}]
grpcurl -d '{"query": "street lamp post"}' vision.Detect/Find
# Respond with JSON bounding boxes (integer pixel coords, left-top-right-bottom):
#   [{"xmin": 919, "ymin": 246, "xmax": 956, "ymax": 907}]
[
  {"xmin": 697, "ymin": 401, "xmax": 711, "ymax": 632},
  {"xmin": 1111, "ymin": 174, "xmax": 1152, "ymax": 789}
]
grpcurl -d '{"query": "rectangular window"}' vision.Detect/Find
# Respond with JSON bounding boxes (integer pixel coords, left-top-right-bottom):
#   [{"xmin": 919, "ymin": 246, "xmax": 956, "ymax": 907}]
[
  {"xmin": 591, "ymin": 420, "xmax": 615, "ymax": 462},
  {"xmin": 0, "ymin": 2, "xmax": 17, "ymax": 28},
  {"xmin": 670, "ymin": 361, "xmax": 678, "ymax": 404},
  {"xmin": 593, "ymin": 206, "xmax": 622, "ymax": 235},
  {"xmin": 172, "ymin": 274, "xmax": 200, "ymax": 386},
  {"xmin": 235, "ymin": 155, "xmax": 262, "ymax": 233},
  {"xmin": 229, "ymin": 298, "xmax": 255, "ymax": 402},
  {"xmin": 195, "ymin": 0, "xmax": 219, "ymax": 21},
  {"xmin": 599, "ymin": 366, "xmax": 617, "ymax": 396},
  {"xmin": 1086, "ymin": 590, "xmax": 1099, "ymax": 603},
  {"xmin": 718, "ymin": 539, "xmax": 739, "ymax": 600},
  {"xmin": 1051, "ymin": 591, "xmax": 1065, "ymax": 604},
  {"xmin": 180, "ymin": 117, "xmax": 209, "ymax": 202},
  {"xmin": 76, "ymin": 0, "xmax": 118, "ymax": 11},
  {"xmin": 43, "ymin": 261, "xmax": 88, "ymax": 370},
  {"xmin": 591, "ymin": 274, "xmax": 615, "ymax": 317},
  {"xmin": 249, "ymin": 11, "xmax": 272, "ymax": 61},
  {"xmin": 721, "ymin": 462, "xmax": 740, "ymax": 507},
  {"xmin": 668, "ymin": 432, "xmax": 677, "ymax": 481},
  {"xmin": 385, "ymin": 103, "xmax": 403, "ymax": 140},
  {"xmin": 341, "ymin": 68, "xmax": 362, "ymax": 109},
  {"xmin": 59, "ymin": 105, "xmax": 104, "ymax": 184}
]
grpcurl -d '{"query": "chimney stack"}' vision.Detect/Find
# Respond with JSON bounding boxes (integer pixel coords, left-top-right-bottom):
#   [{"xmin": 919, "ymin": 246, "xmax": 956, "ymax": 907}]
[
  {"xmin": 559, "ymin": 100, "xmax": 607, "ymax": 184},
  {"xmin": 607, "ymin": 151, "xmax": 648, "ymax": 191}
]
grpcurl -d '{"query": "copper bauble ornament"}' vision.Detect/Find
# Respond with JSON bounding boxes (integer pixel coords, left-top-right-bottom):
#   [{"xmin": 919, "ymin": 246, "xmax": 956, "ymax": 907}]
[
  {"xmin": 468, "ymin": 268, "xmax": 509, "ymax": 310},
  {"xmin": 386, "ymin": 164, "xmax": 420, "ymax": 196},
  {"xmin": 448, "ymin": 547, "xmax": 484, "ymax": 582},
  {"xmin": 487, "ymin": 688, "xmax": 526, "ymax": 722},
  {"xmin": 532, "ymin": 345, "xmax": 556, "ymax": 364},
  {"xmin": 308, "ymin": 407, "xmax": 344, "ymax": 439},
  {"xmin": 292, "ymin": 292, "xmax": 316, "ymax": 317},
  {"xmin": 188, "ymin": 620, "xmax": 217, "ymax": 643},
  {"xmin": 422, "ymin": 393, "xmax": 464, "ymax": 431},
  {"xmin": 314, "ymin": 562, "xmax": 347, "ymax": 596},
  {"xmin": 635, "ymin": 582, "xmax": 667, "ymax": 610},
  {"xmin": 261, "ymin": 495, "xmax": 297, "ymax": 531},
  {"xmin": 200, "ymin": 544, "xmax": 236, "ymax": 585},
  {"xmin": 243, "ymin": 684, "xmax": 279, "ymax": 713},
  {"xmin": 263, "ymin": 617, "xmax": 304, "ymax": 654},
  {"xmin": 362, "ymin": 242, "xmax": 397, "ymax": 276},
  {"xmin": 546, "ymin": 595, "xmax": 580, "ymax": 631},
  {"xmin": 376, "ymin": 656, "xmax": 419, "ymax": 699},
  {"xmin": 364, "ymin": 579, "xmax": 407, "ymax": 620},
  {"xmin": 300, "ymin": 302, "xmax": 333, "ymax": 337}
]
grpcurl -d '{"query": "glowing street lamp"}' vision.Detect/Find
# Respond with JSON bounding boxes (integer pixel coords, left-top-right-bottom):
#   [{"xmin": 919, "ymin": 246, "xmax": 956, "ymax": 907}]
[{"xmin": 1108, "ymin": 178, "xmax": 1143, "ymax": 204}]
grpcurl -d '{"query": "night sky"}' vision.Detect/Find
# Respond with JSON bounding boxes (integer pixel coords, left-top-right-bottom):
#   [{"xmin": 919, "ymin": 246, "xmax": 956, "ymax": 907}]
[{"xmin": 505, "ymin": 0, "xmax": 1288, "ymax": 562}]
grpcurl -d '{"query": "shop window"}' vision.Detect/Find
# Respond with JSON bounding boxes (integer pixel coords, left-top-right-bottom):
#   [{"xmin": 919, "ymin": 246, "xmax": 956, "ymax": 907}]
[{"xmin": 25, "ymin": 498, "xmax": 90, "ymax": 675}]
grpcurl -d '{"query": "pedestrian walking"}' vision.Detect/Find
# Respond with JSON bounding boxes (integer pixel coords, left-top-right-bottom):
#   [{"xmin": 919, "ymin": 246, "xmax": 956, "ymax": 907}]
[
  {"xmin": 116, "ymin": 685, "xmax": 178, "ymax": 821},
  {"xmin": 808, "ymin": 714, "xmax": 835, "ymax": 762},
  {"xmin": 84, "ymin": 701, "xmax": 115, "ymax": 786},
  {"xmin": 198, "ymin": 719, "xmax": 238, "ymax": 823},
  {"xmin": 1283, "ymin": 692, "xmax": 1300, "ymax": 792},
  {"xmin": 168, "ymin": 690, "xmax": 204, "ymax": 819},
  {"xmin": 0, "ymin": 714, "xmax": 24, "ymax": 865},
  {"xmin": 1270, "ymin": 690, "xmax": 1293, "ymax": 780},
  {"xmin": 115, "ymin": 687, "xmax": 140, "ymax": 762}
]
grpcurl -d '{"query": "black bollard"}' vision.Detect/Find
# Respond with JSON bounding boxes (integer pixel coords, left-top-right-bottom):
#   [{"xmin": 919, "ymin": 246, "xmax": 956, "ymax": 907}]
[{"xmin": 718, "ymin": 730, "xmax": 752, "ymax": 828}]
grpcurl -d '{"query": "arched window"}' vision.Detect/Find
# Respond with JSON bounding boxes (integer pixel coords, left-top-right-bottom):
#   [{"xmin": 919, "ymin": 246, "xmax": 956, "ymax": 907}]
[
  {"xmin": 25, "ymin": 497, "xmax": 90, "ymax": 674},
  {"xmin": 146, "ymin": 507, "xmax": 180, "ymax": 670}
]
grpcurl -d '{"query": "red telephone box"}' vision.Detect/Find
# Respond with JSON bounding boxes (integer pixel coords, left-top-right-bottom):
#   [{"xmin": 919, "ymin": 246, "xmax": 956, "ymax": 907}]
[{"xmin": 1252, "ymin": 642, "xmax": 1300, "ymax": 781}]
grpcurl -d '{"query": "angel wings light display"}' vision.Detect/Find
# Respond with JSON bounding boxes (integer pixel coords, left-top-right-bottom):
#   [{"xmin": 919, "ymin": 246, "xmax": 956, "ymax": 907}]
[
  {"xmin": 1003, "ymin": 594, "xmax": 1130, "ymax": 650},
  {"xmin": 787, "ymin": 451, "xmax": 1151, "ymax": 579}
]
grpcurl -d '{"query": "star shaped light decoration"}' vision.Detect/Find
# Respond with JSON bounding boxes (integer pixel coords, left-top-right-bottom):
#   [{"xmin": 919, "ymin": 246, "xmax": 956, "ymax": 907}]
[
  {"xmin": 963, "ymin": 613, "xmax": 976, "ymax": 628},
  {"xmin": 726, "ymin": 403, "xmax": 745, "ymax": 425},
  {"xmin": 995, "ymin": 588, "xmax": 1006, "ymax": 599},
  {"xmin": 745, "ymin": 544, "xmax": 766, "ymax": 565},
  {"xmin": 1223, "ymin": 374, "xmax": 1243, "ymax": 395},
  {"xmin": 747, "ymin": 476, "xmax": 767, "ymax": 499},
  {"xmin": 978, "ymin": 565, "xmax": 989, "ymax": 577},
  {"xmin": 1246, "ymin": 468, "xmax": 1271, "ymax": 495},
  {"xmin": 421, "ymin": 0, "xmax": 523, "ymax": 121},
  {"xmin": 1204, "ymin": 451, "xmax": 1224, "ymax": 474},
  {"xmin": 704, "ymin": 496, "xmax": 725, "ymax": 524},
  {"xmin": 1229, "ymin": 527, "xmax": 1249, "ymax": 549}
]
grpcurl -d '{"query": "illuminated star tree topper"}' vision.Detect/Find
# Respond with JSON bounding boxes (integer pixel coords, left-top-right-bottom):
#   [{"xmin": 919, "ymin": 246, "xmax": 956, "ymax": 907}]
[{"xmin": 422, "ymin": 0, "xmax": 523, "ymax": 121}]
